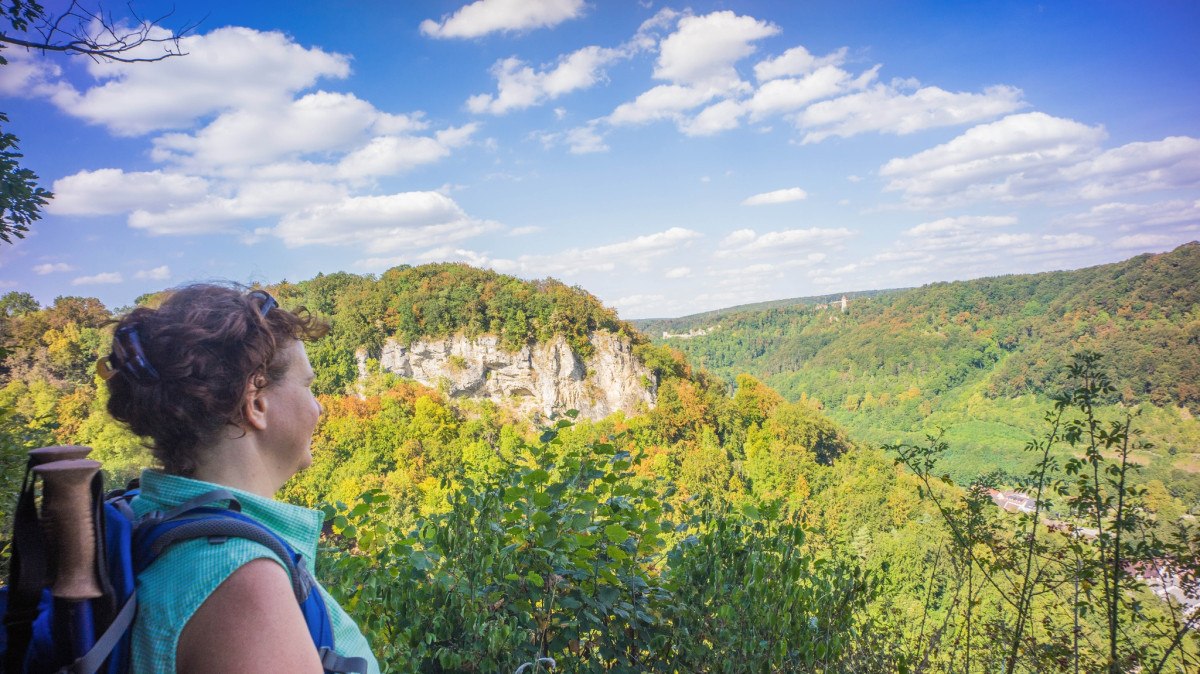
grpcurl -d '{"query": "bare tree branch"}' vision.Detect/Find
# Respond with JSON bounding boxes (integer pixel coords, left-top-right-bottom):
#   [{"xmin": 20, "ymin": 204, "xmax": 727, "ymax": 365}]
[
  {"xmin": 0, "ymin": 1, "xmax": 200, "ymax": 242},
  {"xmin": 0, "ymin": 0, "xmax": 201, "ymax": 63}
]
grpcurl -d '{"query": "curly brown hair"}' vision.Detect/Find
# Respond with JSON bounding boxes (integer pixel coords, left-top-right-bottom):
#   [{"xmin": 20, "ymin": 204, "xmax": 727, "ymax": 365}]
[{"xmin": 104, "ymin": 284, "xmax": 328, "ymax": 475}]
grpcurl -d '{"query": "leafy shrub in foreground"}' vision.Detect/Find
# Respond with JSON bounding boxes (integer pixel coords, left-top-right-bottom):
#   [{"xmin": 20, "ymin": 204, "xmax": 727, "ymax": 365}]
[{"xmin": 317, "ymin": 416, "xmax": 880, "ymax": 672}]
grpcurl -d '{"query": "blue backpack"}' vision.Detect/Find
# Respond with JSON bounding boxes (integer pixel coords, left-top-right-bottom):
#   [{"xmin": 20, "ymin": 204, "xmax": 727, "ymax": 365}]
[{"xmin": 1, "ymin": 449, "xmax": 367, "ymax": 674}]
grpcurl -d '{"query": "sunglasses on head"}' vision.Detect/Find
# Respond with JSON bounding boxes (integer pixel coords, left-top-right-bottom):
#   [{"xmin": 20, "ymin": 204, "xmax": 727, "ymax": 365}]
[{"xmin": 247, "ymin": 290, "xmax": 277, "ymax": 317}]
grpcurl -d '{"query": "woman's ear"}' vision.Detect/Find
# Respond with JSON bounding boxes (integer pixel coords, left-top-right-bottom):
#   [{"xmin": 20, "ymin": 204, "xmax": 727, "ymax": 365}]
[{"xmin": 242, "ymin": 375, "xmax": 270, "ymax": 431}]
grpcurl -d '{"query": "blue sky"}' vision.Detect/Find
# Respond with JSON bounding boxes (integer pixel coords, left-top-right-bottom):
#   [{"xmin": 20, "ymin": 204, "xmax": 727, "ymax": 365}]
[{"xmin": 2, "ymin": 0, "xmax": 1198, "ymax": 318}]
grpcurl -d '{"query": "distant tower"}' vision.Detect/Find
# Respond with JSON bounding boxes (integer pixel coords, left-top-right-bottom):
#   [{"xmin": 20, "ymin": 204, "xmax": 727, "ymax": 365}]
[{"xmin": 840, "ymin": 295, "xmax": 848, "ymax": 313}]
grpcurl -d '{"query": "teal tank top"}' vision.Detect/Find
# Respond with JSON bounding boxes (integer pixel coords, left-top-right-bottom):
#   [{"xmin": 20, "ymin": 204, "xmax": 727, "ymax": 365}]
[{"xmin": 127, "ymin": 470, "xmax": 380, "ymax": 673}]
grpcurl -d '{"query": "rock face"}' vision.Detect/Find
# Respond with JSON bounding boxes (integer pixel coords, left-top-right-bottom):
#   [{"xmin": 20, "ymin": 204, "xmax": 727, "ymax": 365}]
[{"xmin": 357, "ymin": 332, "xmax": 657, "ymax": 420}]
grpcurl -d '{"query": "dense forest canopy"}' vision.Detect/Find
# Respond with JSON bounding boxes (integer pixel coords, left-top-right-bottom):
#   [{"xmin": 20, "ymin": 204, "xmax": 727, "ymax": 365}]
[
  {"xmin": 640, "ymin": 242, "xmax": 1199, "ymax": 410},
  {"xmin": 643, "ymin": 243, "xmax": 1200, "ymax": 493}
]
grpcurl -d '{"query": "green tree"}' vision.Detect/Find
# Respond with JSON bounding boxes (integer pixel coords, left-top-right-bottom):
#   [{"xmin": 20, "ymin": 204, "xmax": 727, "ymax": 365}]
[{"xmin": 0, "ymin": 112, "xmax": 50, "ymax": 242}]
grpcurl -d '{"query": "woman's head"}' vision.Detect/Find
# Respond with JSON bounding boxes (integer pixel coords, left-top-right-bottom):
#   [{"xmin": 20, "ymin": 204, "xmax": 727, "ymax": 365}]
[{"xmin": 103, "ymin": 284, "xmax": 328, "ymax": 475}]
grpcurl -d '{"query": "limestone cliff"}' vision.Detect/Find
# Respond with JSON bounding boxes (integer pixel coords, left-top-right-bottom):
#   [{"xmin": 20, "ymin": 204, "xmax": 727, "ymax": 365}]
[{"xmin": 356, "ymin": 331, "xmax": 656, "ymax": 420}]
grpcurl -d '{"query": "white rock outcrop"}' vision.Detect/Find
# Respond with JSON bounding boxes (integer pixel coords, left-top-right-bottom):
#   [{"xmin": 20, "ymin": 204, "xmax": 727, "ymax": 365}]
[{"xmin": 356, "ymin": 331, "xmax": 656, "ymax": 420}]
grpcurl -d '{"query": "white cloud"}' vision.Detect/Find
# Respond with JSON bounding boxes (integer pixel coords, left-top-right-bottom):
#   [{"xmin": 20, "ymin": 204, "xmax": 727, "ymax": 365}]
[
  {"xmin": 32, "ymin": 263, "xmax": 75, "ymax": 275},
  {"xmin": 530, "ymin": 227, "xmax": 702, "ymax": 273},
  {"xmin": 798, "ymin": 82, "xmax": 1025, "ymax": 143},
  {"xmin": 872, "ymin": 250, "xmax": 930, "ymax": 263},
  {"xmin": 716, "ymin": 227, "xmax": 854, "ymax": 258},
  {"xmin": 744, "ymin": 65, "xmax": 860, "ymax": 121},
  {"xmin": 127, "ymin": 180, "xmax": 347, "ymax": 235},
  {"xmin": 408, "ymin": 227, "xmax": 702, "ymax": 277},
  {"xmin": 374, "ymin": 112, "xmax": 430, "ymax": 135},
  {"xmin": 664, "ymin": 266, "xmax": 692, "ymax": 278},
  {"xmin": 270, "ymin": 192, "xmax": 500, "ymax": 253},
  {"xmin": 608, "ymin": 84, "xmax": 719, "ymax": 126},
  {"xmin": 742, "ymin": 187, "xmax": 808, "ymax": 206},
  {"xmin": 655, "ymin": 11, "xmax": 778, "ymax": 89},
  {"xmin": 537, "ymin": 124, "xmax": 609, "ymax": 154},
  {"xmin": 468, "ymin": 46, "xmax": 626, "ymax": 114},
  {"xmin": 421, "ymin": 0, "xmax": 585, "ymax": 38},
  {"xmin": 336, "ymin": 124, "xmax": 477, "ymax": 179},
  {"xmin": 37, "ymin": 26, "xmax": 475, "ymax": 247},
  {"xmin": 596, "ymin": 12, "xmax": 775, "ymax": 135},
  {"xmin": 1018, "ymin": 233, "xmax": 1097, "ymax": 253},
  {"xmin": 634, "ymin": 8, "xmax": 681, "ymax": 43},
  {"xmin": 135, "ymin": 265, "xmax": 171, "ymax": 280},
  {"xmin": 72, "ymin": 272, "xmax": 123, "ymax": 286},
  {"xmin": 0, "ymin": 47, "xmax": 69, "ymax": 98},
  {"xmin": 143, "ymin": 92, "xmax": 455, "ymax": 178},
  {"xmin": 754, "ymin": 46, "xmax": 848, "ymax": 82},
  {"xmin": 51, "ymin": 27, "xmax": 351, "ymax": 136},
  {"xmin": 613, "ymin": 294, "xmax": 666, "ymax": 316},
  {"xmin": 898, "ymin": 214, "xmax": 1096, "ymax": 260},
  {"xmin": 48, "ymin": 170, "xmax": 210, "ymax": 215},
  {"xmin": 151, "ymin": 91, "xmax": 380, "ymax": 170},
  {"xmin": 1062, "ymin": 136, "xmax": 1200, "ymax": 200},
  {"xmin": 882, "ymin": 113, "xmax": 1200, "ymax": 206},
  {"xmin": 1056, "ymin": 200, "xmax": 1200, "ymax": 229},
  {"xmin": 565, "ymin": 124, "xmax": 609, "ymax": 154},
  {"xmin": 595, "ymin": 11, "xmax": 783, "ymax": 136},
  {"xmin": 1112, "ymin": 233, "xmax": 1180, "ymax": 250},
  {"xmin": 681, "ymin": 99, "xmax": 746, "ymax": 136},
  {"xmin": 906, "ymin": 215, "xmax": 1017, "ymax": 238},
  {"xmin": 592, "ymin": 20, "xmax": 1020, "ymax": 146},
  {"xmin": 508, "ymin": 226, "xmax": 543, "ymax": 236},
  {"xmin": 335, "ymin": 136, "xmax": 449, "ymax": 179},
  {"xmin": 882, "ymin": 113, "xmax": 1104, "ymax": 189}
]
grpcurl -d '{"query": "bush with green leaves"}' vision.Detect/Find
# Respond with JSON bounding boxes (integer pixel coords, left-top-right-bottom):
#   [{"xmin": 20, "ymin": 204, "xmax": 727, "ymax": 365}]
[
  {"xmin": 317, "ymin": 414, "xmax": 882, "ymax": 672},
  {"xmin": 662, "ymin": 500, "xmax": 889, "ymax": 672},
  {"xmin": 317, "ymin": 413, "xmax": 677, "ymax": 672}
]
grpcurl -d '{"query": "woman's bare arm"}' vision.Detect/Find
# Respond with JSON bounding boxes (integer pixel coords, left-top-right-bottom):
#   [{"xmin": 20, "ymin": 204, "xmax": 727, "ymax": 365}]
[{"xmin": 177, "ymin": 558, "xmax": 324, "ymax": 673}]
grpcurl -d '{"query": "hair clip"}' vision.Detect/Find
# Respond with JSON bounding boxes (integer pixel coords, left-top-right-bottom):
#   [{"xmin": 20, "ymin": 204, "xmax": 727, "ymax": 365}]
[
  {"xmin": 111, "ymin": 325, "xmax": 160, "ymax": 382},
  {"xmin": 248, "ymin": 290, "xmax": 277, "ymax": 318},
  {"xmin": 96, "ymin": 356, "xmax": 118, "ymax": 381}
]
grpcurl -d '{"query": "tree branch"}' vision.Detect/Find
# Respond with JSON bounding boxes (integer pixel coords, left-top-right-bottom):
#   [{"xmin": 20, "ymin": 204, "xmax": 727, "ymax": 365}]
[{"xmin": 0, "ymin": 1, "xmax": 201, "ymax": 64}]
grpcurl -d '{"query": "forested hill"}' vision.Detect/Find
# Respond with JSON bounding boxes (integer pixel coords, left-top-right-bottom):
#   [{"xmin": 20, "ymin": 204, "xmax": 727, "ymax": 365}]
[
  {"xmin": 271, "ymin": 263, "xmax": 646, "ymax": 394},
  {"xmin": 633, "ymin": 287, "xmax": 901, "ymax": 337},
  {"xmin": 640, "ymin": 243, "xmax": 1200, "ymax": 484}
]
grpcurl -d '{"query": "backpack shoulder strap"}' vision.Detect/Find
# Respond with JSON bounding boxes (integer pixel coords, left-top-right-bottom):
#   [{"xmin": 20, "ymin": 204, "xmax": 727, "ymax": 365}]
[
  {"xmin": 133, "ymin": 492, "xmax": 366, "ymax": 674},
  {"xmin": 136, "ymin": 509, "xmax": 313, "ymax": 602}
]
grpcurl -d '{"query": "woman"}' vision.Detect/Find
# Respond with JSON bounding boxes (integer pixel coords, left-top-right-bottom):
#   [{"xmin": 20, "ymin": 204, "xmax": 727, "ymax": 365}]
[{"xmin": 101, "ymin": 284, "xmax": 379, "ymax": 673}]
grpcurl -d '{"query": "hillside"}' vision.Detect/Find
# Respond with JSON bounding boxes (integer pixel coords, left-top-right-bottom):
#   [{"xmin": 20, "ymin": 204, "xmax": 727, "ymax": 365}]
[
  {"xmin": 270, "ymin": 263, "xmax": 647, "ymax": 395},
  {"xmin": 644, "ymin": 243, "xmax": 1200, "ymax": 495},
  {"xmin": 632, "ymin": 287, "xmax": 902, "ymax": 337}
]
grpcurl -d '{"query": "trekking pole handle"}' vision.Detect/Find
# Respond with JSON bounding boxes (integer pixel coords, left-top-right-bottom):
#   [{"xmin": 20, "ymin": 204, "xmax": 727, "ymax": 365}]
[
  {"xmin": 28, "ymin": 445, "xmax": 94, "ymax": 465},
  {"xmin": 34, "ymin": 458, "xmax": 104, "ymax": 600}
]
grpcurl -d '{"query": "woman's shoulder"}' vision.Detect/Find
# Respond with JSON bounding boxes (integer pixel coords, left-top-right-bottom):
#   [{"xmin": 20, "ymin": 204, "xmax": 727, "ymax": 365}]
[
  {"xmin": 176, "ymin": 558, "xmax": 324, "ymax": 673},
  {"xmin": 130, "ymin": 537, "xmax": 292, "ymax": 671},
  {"xmin": 137, "ymin": 536, "xmax": 292, "ymax": 617}
]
